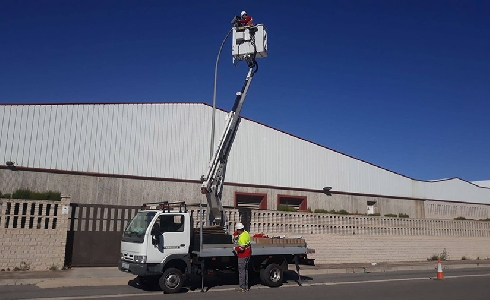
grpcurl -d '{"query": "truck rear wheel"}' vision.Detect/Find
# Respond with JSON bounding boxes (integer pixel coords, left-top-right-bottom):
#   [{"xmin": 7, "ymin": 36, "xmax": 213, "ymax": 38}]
[
  {"xmin": 159, "ymin": 268, "xmax": 184, "ymax": 294},
  {"xmin": 261, "ymin": 263, "xmax": 283, "ymax": 287}
]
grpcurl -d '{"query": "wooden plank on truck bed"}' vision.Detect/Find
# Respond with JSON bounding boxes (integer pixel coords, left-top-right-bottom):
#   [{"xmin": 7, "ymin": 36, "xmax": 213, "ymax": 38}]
[
  {"xmin": 194, "ymin": 225, "xmax": 227, "ymax": 235},
  {"xmin": 252, "ymin": 237, "xmax": 305, "ymax": 244}
]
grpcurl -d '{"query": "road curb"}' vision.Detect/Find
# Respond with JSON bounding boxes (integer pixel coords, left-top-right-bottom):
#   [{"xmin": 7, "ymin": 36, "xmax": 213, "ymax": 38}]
[{"xmin": 297, "ymin": 263, "xmax": 490, "ymax": 276}]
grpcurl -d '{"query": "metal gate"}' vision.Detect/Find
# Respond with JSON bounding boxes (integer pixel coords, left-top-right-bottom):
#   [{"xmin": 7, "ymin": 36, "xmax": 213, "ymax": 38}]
[{"xmin": 65, "ymin": 203, "xmax": 139, "ymax": 267}]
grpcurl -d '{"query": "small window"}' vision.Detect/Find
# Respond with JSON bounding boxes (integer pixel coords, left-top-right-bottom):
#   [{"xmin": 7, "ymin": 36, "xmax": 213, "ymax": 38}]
[
  {"xmin": 158, "ymin": 215, "xmax": 184, "ymax": 233},
  {"xmin": 235, "ymin": 192, "xmax": 267, "ymax": 209},
  {"xmin": 277, "ymin": 195, "xmax": 307, "ymax": 211}
]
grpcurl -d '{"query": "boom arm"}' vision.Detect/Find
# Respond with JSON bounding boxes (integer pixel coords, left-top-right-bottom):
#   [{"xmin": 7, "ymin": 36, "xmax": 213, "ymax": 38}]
[{"xmin": 200, "ymin": 66, "xmax": 256, "ymax": 227}]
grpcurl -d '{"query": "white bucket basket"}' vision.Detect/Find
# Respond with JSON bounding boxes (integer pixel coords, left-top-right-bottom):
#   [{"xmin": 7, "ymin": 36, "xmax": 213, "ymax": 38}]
[{"xmin": 232, "ymin": 24, "xmax": 268, "ymax": 63}]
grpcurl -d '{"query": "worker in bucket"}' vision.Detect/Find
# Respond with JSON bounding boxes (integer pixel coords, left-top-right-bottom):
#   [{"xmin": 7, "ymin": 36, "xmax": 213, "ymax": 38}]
[
  {"xmin": 234, "ymin": 222, "xmax": 251, "ymax": 292},
  {"xmin": 237, "ymin": 10, "xmax": 253, "ymax": 26}
]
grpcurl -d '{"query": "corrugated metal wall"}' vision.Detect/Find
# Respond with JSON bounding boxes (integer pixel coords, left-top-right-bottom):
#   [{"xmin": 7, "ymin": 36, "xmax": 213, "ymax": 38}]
[
  {"xmin": 1, "ymin": 103, "xmax": 489, "ymax": 204},
  {"xmin": 226, "ymin": 118, "xmax": 414, "ymax": 197},
  {"xmin": 0, "ymin": 103, "xmax": 210, "ymax": 180}
]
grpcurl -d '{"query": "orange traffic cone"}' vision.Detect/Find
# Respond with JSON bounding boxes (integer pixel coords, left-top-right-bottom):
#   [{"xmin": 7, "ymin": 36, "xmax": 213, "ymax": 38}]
[{"xmin": 436, "ymin": 259, "xmax": 444, "ymax": 279}]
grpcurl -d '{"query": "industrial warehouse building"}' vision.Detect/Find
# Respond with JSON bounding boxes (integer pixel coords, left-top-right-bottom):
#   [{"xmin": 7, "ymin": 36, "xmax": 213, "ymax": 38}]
[{"xmin": 1, "ymin": 102, "xmax": 490, "ymax": 268}]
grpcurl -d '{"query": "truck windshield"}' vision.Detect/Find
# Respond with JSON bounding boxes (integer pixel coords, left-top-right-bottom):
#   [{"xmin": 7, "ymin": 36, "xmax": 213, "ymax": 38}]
[{"xmin": 122, "ymin": 211, "xmax": 156, "ymax": 243}]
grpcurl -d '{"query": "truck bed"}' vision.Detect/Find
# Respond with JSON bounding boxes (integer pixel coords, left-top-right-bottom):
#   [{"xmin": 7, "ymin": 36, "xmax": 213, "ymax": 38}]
[{"xmin": 193, "ymin": 243, "xmax": 308, "ymax": 257}]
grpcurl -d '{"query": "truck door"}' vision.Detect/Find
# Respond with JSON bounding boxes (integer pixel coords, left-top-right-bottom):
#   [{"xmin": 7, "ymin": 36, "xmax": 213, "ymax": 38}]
[{"xmin": 147, "ymin": 214, "xmax": 188, "ymax": 263}]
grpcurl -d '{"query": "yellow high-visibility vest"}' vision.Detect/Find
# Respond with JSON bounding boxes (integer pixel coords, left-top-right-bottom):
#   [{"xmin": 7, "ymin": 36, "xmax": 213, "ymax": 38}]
[{"xmin": 237, "ymin": 230, "xmax": 251, "ymax": 246}]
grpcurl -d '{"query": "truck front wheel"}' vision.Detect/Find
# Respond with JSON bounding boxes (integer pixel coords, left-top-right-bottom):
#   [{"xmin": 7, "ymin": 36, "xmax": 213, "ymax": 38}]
[
  {"xmin": 159, "ymin": 268, "xmax": 184, "ymax": 294},
  {"xmin": 261, "ymin": 263, "xmax": 283, "ymax": 287}
]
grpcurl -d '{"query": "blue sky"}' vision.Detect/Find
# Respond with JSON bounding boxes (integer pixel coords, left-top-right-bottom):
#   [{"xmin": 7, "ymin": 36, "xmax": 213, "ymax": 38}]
[{"xmin": 1, "ymin": 1, "xmax": 489, "ymax": 182}]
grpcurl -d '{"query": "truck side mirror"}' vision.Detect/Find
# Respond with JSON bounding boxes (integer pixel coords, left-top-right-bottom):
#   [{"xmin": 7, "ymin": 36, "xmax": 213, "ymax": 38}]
[{"xmin": 151, "ymin": 223, "xmax": 161, "ymax": 246}]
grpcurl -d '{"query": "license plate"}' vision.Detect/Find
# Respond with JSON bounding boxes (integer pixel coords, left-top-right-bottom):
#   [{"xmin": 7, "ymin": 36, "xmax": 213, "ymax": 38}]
[{"xmin": 122, "ymin": 262, "xmax": 129, "ymax": 269}]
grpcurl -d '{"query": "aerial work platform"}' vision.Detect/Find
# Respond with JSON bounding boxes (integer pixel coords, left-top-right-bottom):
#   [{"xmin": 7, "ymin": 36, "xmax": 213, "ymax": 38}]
[
  {"xmin": 200, "ymin": 19, "xmax": 268, "ymax": 229},
  {"xmin": 232, "ymin": 24, "xmax": 268, "ymax": 64}
]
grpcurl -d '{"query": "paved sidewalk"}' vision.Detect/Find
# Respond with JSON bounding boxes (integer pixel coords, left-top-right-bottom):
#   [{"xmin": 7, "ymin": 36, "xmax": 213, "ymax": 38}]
[{"xmin": 1, "ymin": 260, "xmax": 489, "ymax": 288}]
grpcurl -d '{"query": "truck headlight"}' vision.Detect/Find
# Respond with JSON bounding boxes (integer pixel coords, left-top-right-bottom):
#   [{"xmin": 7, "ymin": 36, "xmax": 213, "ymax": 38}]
[{"xmin": 134, "ymin": 255, "xmax": 147, "ymax": 264}]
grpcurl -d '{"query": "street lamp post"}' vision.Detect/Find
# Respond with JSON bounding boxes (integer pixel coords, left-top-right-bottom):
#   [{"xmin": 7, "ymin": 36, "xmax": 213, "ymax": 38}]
[
  {"xmin": 206, "ymin": 28, "xmax": 233, "ymax": 227},
  {"xmin": 210, "ymin": 28, "xmax": 233, "ymax": 160}
]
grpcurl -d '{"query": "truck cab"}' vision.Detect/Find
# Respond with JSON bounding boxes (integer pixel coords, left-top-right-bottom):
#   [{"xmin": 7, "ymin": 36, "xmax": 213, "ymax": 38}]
[
  {"xmin": 120, "ymin": 210, "xmax": 190, "ymax": 265},
  {"xmin": 119, "ymin": 203, "xmax": 194, "ymax": 292}
]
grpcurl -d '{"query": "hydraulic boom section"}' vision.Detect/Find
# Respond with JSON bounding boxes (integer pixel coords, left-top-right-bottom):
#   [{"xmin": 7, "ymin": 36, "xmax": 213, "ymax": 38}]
[{"xmin": 200, "ymin": 66, "xmax": 256, "ymax": 227}]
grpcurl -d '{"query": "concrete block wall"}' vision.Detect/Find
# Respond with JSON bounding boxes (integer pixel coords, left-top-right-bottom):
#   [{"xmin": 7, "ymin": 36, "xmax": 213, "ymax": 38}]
[
  {"xmin": 188, "ymin": 207, "xmax": 490, "ymax": 265},
  {"xmin": 245, "ymin": 209, "xmax": 490, "ymax": 237},
  {"xmin": 0, "ymin": 196, "xmax": 71, "ymax": 271},
  {"xmin": 425, "ymin": 200, "xmax": 489, "ymax": 220},
  {"xmin": 188, "ymin": 207, "xmax": 490, "ymax": 239},
  {"xmin": 304, "ymin": 234, "xmax": 490, "ymax": 264}
]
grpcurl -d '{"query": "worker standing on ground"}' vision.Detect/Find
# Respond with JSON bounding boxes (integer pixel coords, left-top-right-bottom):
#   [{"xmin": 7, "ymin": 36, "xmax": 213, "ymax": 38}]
[
  {"xmin": 234, "ymin": 222, "xmax": 251, "ymax": 292},
  {"xmin": 238, "ymin": 10, "xmax": 253, "ymax": 26}
]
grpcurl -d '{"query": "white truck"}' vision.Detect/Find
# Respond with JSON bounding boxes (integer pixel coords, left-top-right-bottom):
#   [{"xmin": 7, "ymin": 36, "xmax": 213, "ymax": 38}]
[
  {"xmin": 118, "ymin": 24, "xmax": 313, "ymax": 293},
  {"xmin": 118, "ymin": 202, "xmax": 311, "ymax": 293}
]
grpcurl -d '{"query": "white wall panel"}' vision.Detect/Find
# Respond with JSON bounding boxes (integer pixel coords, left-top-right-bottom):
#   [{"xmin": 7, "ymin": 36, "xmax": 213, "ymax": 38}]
[
  {"xmin": 0, "ymin": 103, "xmax": 212, "ymax": 181},
  {"xmin": 1, "ymin": 103, "xmax": 489, "ymax": 205},
  {"xmin": 225, "ymin": 118, "xmax": 414, "ymax": 198}
]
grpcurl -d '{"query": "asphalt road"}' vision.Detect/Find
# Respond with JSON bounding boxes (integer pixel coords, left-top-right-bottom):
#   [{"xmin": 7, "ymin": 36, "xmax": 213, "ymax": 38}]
[{"xmin": 2, "ymin": 268, "xmax": 490, "ymax": 300}]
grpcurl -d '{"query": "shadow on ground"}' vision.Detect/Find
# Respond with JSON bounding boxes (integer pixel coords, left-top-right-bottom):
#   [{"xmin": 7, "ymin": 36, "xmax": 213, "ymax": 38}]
[{"xmin": 127, "ymin": 270, "xmax": 313, "ymax": 293}]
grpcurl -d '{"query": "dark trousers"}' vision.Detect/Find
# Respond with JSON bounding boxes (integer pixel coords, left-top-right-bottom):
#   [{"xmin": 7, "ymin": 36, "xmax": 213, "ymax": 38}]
[{"xmin": 238, "ymin": 256, "xmax": 250, "ymax": 289}]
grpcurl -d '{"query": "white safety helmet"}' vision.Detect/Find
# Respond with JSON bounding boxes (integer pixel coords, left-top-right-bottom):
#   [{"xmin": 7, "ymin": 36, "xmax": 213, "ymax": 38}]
[
  {"xmin": 236, "ymin": 222, "xmax": 245, "ymax": 230},
  {"xmin": 241, "ymin": 11, "xmax": 247, "ymax": 17}
]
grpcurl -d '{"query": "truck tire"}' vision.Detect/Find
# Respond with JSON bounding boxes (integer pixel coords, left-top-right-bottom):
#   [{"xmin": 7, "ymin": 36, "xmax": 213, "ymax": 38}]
[
  {"xmin": 259, "ymin": 268, "xmax": 267, "ymax": 283},
  {"xmin": 261, "ymin": 263, "xmax": 283, "ymax": 287},
  {"xmin": 159, "ymin": 268, "xmax": 184, "ymax": 294}
]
